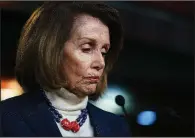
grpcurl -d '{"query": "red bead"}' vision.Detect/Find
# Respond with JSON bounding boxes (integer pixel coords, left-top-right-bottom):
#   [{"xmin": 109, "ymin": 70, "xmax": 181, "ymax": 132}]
[
  {"xmin": 70, "ymin": 121, "xmax": 80, "ymax": 133},
  {"xmin": 60, "ymin": 119, "xmax": 72, "ymax": 131}
]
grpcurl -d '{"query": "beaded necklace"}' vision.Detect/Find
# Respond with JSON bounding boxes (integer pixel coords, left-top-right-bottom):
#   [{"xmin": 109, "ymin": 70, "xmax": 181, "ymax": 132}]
[{"xmin": 42, "ymin": 91, "xmax": 88, "ymax": 133}]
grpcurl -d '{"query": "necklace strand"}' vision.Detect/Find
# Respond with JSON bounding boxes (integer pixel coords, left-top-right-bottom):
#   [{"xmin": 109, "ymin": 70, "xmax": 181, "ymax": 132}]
[{"xmin": 41, "ymin": 90, "xmax": 88, "ymax": 133}]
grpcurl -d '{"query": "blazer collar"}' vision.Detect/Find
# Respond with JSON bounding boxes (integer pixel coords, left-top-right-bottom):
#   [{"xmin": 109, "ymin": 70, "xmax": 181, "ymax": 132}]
[
  {"xmin": 20, "ymin": 91, "xmax": 62, "ymax": 137},
  {"xmin": 87, "ymin": 102, "xmax": 112, "ymax": 137},
  {"xmin": 20, "ymin": 91, "xmax": 111, "ymax": 137}
]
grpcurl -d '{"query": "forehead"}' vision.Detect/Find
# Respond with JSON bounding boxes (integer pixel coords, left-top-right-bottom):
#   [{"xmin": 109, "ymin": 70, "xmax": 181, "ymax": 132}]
[{"xmin": 71, "ymin": 14, "xmax": 110, "ymax": 43}]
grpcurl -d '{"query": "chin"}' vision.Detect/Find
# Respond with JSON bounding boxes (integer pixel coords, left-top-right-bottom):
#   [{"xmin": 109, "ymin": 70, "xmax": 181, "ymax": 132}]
[
  {"xmin": 71, "ymin": 84, "xmax": 97, "ymax": 97},
  {"xmin": 82, "ymin": 84, "xmax": 97, "ymax": 95}
]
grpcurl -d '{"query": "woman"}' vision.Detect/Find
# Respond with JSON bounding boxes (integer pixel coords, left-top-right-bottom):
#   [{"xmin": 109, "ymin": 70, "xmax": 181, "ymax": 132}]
[{"xmin": 0, "ymin": 2, "xmax": 131, "ymax": 137}]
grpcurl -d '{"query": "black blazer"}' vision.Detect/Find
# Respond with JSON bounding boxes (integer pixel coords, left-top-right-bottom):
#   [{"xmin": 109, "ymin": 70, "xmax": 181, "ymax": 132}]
[{"xmin": 0, "ymin": 90, "xmax": 131, "ymax": 137}]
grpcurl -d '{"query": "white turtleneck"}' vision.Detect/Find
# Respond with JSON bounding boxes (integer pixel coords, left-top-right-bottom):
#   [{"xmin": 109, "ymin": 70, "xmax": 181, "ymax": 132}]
[{"xmin": 44, "ymin": 88, "xmax": 94, "ymax": 137}]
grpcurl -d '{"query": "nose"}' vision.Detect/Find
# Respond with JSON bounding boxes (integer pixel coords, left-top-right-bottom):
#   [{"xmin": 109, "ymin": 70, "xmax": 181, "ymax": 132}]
[{"xmin": 91, "ymin": 51, "xmax": 105, "ymax": 71}]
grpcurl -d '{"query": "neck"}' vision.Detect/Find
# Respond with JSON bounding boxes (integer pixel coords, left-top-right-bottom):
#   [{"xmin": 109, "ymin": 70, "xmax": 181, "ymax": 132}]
[{"xmin": 44, "ymin": 87, "xmax": 88, "ymax": 111}]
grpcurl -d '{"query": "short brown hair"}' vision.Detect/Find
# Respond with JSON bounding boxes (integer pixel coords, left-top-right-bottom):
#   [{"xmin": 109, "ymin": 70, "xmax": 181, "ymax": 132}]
[{"xmin": 15, "ymin": 2, "xmax": 124, "ymax": 100}]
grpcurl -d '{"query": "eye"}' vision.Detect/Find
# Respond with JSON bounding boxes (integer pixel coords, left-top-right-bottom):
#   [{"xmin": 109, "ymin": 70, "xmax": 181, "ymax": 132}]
[
  {"xmin": 101, "ymin": 52, "xmax": 107, "ymax": 57},
  {"xmin": 81, "ymin": 43, "xmax": 92, "ymax": 53},
  {"xmin": 101, "ymin": 47, "xmax": 109, "ymax": 57},
  {"xmin": 82, "ymin": 47, "xmax": 91, "ymax": 53}
]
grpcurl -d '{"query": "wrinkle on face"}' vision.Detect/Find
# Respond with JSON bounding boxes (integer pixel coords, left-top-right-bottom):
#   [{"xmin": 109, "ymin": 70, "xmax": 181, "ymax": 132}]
[{"xmin": 62, "ymin": 14, "xmax": 110, "ymax": 98}]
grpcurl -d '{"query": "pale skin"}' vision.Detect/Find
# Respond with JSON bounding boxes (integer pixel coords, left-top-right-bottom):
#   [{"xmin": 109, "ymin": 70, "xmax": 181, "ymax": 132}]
[{"xmin": 62, "ymin": 14, "xmax": 110, "ymax": 98}]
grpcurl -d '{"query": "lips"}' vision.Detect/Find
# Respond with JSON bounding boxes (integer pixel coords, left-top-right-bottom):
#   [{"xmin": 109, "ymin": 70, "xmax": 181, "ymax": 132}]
[{"xmin": 85, "ymin": 76, "xmax": 100, "ymax": 82}]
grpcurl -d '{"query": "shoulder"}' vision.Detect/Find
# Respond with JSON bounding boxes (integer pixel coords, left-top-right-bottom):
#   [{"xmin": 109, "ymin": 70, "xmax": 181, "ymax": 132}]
[
  {"xmin": 87, "ymin": 102, "xmax": 131, "ymax": 136},
  {"xmin": 1, "ymin": 93, "xmax": 27, "ymax": 112},
  {"xmin": 1, "ymin": 92, "xmax": 37, "ymax": 111},
  {"xmin": 88, "ymin": 102, "xmax": 127, "ymax": 122},
  {"xmin": 102, "ymin": 108, "xmax": 130, "ymax": 132},
  {"xmin": 0, "ymin": 92, "xmax": 43, "ymax": 136},
  {"xmin": 0, "ymin": 93, "xmax": 29, "ymax": 136},
  {"xmin": 0, "ymin": 91, "xmax": 43, "ymax": 116}
]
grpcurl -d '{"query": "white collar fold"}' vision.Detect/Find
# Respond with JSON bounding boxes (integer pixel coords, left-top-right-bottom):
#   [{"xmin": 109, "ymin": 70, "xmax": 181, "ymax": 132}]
[{"xmin": 44, "ymin": 87, "xmax": 88, "ymax": 112}]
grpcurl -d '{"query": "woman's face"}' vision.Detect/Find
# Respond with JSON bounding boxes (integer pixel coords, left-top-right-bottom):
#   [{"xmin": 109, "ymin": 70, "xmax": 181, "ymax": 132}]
[{"xmin": 62, "ymin": 14, "xmax": 110, "ymax": 98}]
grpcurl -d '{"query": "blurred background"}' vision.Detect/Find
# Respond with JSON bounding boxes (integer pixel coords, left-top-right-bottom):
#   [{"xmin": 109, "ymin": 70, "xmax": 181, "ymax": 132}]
[{"xmin": 1, "ymin": 1, "xmax": 194, "ymax": 137}]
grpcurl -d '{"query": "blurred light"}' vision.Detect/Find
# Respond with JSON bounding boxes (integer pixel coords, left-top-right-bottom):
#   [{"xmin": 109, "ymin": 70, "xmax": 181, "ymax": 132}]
[
  {"xmin": 1, "ymin": 78, "xmax": 24, "ymax": 101},
  {"xmin": 0, "ymin": 2, "xmax": 14, "ymax": 7},
  {"xmin": 137, "ymin": 111, "xmax": 156, "ymax": 126},
  {"xmin": 90, "ymin": 85, "xmax": 135, "ymax": 115}
]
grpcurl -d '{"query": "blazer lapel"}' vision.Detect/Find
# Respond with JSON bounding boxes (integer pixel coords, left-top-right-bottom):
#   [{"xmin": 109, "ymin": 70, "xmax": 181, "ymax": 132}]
[
  {"xmin": 87, "ymin": 102, "xmax": 112, "ymax": 137},
  {"xmin": 20, "ymin": 92, "xmax": 62, "ymax": 137},
  {"xmin": 19, "ymin": 91, "xmax": 113, "ymax": 137}
]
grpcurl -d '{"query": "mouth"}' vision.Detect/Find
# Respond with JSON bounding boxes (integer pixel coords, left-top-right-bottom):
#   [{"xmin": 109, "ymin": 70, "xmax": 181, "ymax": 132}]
[{"xmin": 85, "ymin": 76, "xmax": 100, "ymax": 83}]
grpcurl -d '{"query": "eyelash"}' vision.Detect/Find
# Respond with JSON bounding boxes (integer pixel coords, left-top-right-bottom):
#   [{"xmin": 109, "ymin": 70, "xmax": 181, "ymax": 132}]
[
  {"xmin": 101, "ymin": 52, "xmax": 107, "ymax": 57},
  {"xmin": 82, "ymin": 48, "xmax": 91, "ymax": 53},
  {"xmin": 82, "ymin": 48, "xmax": 108, "ymax": 56},
  {"xmin": 81, "ymin": 43, "xmax": 108, "ymax": 56}
]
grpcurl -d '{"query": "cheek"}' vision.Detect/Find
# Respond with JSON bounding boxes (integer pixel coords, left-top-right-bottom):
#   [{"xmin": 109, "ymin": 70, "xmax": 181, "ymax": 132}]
[{"xmin": 63, "ymin": 53, "xmax": 92, "ymax": 80}]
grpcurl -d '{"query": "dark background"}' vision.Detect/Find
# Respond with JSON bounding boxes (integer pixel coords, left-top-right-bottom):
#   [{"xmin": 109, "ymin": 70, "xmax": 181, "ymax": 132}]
[{"xmin": 1, "ymin": 1, "xmax": 194, "ymax": 136}]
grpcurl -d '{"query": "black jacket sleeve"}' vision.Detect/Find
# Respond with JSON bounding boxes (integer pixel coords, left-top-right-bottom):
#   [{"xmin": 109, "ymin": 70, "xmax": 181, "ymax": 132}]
[{"xmin": 0, "ymin": 103, "xmax": 3, "ymax": 136}]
